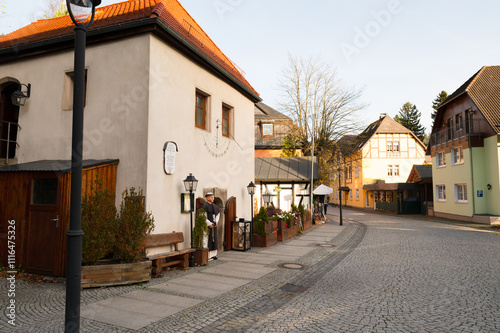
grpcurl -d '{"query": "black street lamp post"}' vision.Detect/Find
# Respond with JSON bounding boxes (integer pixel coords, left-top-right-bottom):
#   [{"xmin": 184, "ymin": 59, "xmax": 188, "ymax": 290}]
[
  {"xmin": 338, "ymin": 168, "xmax": 343, "ymax": 226},
  {"xmin": 183, "ymin": 173, "xmax": 198, "ymax": 267},
  {"xmin": 65, "ymin": 1, "xmax": 100, "ymax": 332},
  {"xmin": 247, "ymin": 181, "xmax": 256, "ymax": 221},
  {"xmin": 247, "ymin": 181, "xmax": 256, "ymax": 244}
]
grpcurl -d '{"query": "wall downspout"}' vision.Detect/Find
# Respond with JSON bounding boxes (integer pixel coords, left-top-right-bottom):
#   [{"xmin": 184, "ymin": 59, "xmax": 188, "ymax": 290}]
[{"xmin": 468, "ymin": 110, "xmax": 476, "ymax": 217}]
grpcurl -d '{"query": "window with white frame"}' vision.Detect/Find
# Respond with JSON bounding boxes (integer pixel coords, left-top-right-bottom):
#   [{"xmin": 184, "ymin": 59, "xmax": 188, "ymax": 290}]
[
  {"xmin": 262, "ymin": 123, "xmax": 273, "ymax": 136},
  {"xmin": 393, "ymin": 141, "xmax": 399, "ymax": 152},
  {"xmin": 349, "ymin": 190, "xmax": 353, "ymax": 200},
  {"xmin": 335, "ymin": 189, "xmax": 338, "ymax": 200},
  {"xmin": 355, "ymin": 189, "xmax": 359, "ymax": 200},
  {"xmin": 455, "ymin": 184, "xmax": 467, "ymax": 202},
  {"xmin": 387, "ymin": 165, "xmax": 399, "ymax": 177},
  {"xmin": 436, "ymin": 152, "xmax": 446, "ymax": 167},
  {"xmin": 387, "ymin": 141, "xmax": 400, "ymax": 152},
  {"xmin": 451, "ymin": 147, "xmax": 464, "ymax": 165},
  {"xmin": 436, "ymin": 185, "xmax": 446, "ymax": 201},
  {"xmin": 354, "ymin": 166, "xmax": 359, "ymax": 178}
]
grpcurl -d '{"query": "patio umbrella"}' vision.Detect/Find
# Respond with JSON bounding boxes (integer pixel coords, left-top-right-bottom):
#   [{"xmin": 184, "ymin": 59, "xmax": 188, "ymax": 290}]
[{"xmin": 312, "ymin": 184, "xmax": 333, "ymax": 195}]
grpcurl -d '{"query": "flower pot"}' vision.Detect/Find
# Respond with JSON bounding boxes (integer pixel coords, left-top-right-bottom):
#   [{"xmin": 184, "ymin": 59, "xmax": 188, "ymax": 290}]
[
  {"xmin": 193, "ymin": 248, "xmax": 209, "ymax": 266},
  {"xmin": 81, "ymin": 260, "xmax": 151, "ymax": 289},
  {"xmin": 252, "ymin": 230, "xmax": 277, "ymax": 247}
]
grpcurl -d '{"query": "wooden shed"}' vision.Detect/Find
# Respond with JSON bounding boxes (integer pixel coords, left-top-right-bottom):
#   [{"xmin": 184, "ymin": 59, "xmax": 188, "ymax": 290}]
[{"xmin": 0, "ymin": 159, "xmax": 118, "ymax": 276}]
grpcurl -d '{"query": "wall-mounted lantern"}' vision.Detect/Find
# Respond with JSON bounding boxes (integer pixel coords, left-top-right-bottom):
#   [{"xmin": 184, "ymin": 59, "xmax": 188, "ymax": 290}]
[{"xmin": 11, "ymin": 83, "xmax": 31, "ymax": 106}]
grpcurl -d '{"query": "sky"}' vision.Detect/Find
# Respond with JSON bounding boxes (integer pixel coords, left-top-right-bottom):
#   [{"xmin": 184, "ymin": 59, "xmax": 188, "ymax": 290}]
[{"xmin": 1, "ymin": 0, "xmax": 500, "ymax": 133}]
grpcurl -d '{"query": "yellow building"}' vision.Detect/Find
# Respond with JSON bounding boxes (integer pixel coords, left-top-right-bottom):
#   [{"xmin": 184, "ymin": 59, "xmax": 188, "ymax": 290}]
[{"xmin": 330, "ymin": 114, "xmax": 427, "ymax": 210}]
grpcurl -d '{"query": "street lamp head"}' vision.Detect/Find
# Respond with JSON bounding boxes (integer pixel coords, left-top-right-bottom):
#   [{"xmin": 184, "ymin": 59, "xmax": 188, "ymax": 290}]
[
  {"xmin": 247, "ymin": 181, "xmax": 256, "ymax": 195},
  {"xmin": 262, "ymin": 192, "xmax": 273, "ymax": 204},
  {"xmin": 67, "ymin": 0, "xmax": 101, "ymax": 25},
  {"xmin": 183, "ymin": 173, "xmax": 198, "ymax": 192}
]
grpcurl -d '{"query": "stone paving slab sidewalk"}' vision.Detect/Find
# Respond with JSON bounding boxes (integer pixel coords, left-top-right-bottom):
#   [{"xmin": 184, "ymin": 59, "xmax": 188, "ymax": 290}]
[{"xmin": 0, "ymin": 216, "xmax": 350, "ymax": 333}]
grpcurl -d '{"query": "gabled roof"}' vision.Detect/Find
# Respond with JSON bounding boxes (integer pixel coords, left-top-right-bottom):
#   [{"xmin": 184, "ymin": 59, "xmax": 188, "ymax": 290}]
[
  {"xmin": 438, "ymin": 66, "xmax": 500, "ymax": 134},
  {"xmin": 255, "ymin": 157, "xmax": 318, "ymax": 182},
  {"xmin": 0, "ymin": 0, "xmax": 259, "ymax": 100},
  {"xmin": 255, "ymin": 102, "xmax": 291, "ymax": 121},
  {"xmin": 340, "ymin": 114, "xmax": 422, "ymax": 153},
  {"xmin": 407, "ymin": 164, "xmax": 432, "ymax": 184}
]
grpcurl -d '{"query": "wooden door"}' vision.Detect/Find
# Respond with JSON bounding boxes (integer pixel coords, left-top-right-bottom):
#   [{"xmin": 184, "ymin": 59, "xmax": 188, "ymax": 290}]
[
  {"xmin": 26, "ymin": 177, "xmax": 60, "ymax": 275},
  {"xmin": 224, "ymin": 197, "xmax": 236, "ymax": 251}
]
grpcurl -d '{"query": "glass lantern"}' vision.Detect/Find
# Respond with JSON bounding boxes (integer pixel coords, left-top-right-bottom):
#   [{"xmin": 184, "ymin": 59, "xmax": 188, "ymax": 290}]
[{"xmin": 232, "ymin": 218, "xmax": 251, "ymax": 251}]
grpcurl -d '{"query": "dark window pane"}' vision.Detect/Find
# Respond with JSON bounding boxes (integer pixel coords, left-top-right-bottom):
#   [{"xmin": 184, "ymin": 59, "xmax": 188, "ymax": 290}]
[{"xmin": 32, "ymin": 178, "xmax": 58, "ymax": 205}]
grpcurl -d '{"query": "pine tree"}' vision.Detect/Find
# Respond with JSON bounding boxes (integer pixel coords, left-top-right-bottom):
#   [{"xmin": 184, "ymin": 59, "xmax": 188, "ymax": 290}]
[
  {"xmin": 431, "ymin": 90, "xmax": 448, "ymax": 121},
  {"xmin": 394, "ymin": 102, "xmax": 426, "ymax": 141}
]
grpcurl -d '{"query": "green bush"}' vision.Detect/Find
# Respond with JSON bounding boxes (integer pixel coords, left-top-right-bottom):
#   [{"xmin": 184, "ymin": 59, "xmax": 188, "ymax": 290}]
[
  {"xmin": 114, "ymin": 187, "xmax": 155, "ymax": 263},
  {"xmin": 193, "ymin": 208, "xmax": 209, "ymax": 248},
  {"xmin": 81, "ymin": 176, "xmax": 116, "ymax": 265},
  {"xmin": 254, "ymin": 207, "xmax": 269, "ymax": 236}
]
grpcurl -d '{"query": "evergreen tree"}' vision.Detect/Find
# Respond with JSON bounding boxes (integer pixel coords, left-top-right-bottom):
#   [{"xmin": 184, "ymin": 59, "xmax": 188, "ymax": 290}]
[
  {"xmin": 431, "ymin": 90, "xmax": 448, "ymax": 121},
  {"xmin": 394, "ymin": 102, "xmax": 426, "ymax": 141}
]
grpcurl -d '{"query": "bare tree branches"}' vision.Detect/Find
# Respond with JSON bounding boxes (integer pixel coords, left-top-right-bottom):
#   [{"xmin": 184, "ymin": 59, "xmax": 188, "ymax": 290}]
[{"xmin": 278, "ymin": 54, "xmax": 366, "ymax": 157}]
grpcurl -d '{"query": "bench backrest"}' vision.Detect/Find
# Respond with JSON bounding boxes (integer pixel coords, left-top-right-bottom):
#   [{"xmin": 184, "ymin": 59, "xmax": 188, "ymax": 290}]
[{"xmin": 145, "ymin": 232, "xmax": 184, "ymax": 251}]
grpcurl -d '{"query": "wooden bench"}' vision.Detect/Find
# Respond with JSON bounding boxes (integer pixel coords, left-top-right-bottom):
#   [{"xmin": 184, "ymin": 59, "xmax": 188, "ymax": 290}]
[{"xmin": 144, "ymin": 232, "xmax": 195, "ymax": 275}]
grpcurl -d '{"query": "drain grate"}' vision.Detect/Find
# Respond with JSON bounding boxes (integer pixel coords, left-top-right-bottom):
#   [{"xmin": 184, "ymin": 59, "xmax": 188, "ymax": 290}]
[
  {"xmin": 318, "ymin": 244, "xmax": 336, "ymax": 248},
  {"xmin": 280, "ymin": 283, "xmax": 308, "ymax": 293}
]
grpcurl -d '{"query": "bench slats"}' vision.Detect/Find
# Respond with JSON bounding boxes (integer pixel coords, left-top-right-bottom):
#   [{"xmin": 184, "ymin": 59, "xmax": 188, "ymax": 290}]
[
  {"xmin": 145, "ymin": 232, "xmax": 184, "ymax": 247},
  {"xmin": 145, "ymin": 232, "xmax": 193, "ymax": 275},
  {"xmin": 146, "ymin": 248, "xmax": 195, "ymax": 260}
]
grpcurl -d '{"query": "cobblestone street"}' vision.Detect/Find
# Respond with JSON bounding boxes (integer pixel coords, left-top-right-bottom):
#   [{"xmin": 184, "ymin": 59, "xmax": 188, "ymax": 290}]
[{"xmin": 1, "ymin": 208, "xmax": 499, "ymax": 332}]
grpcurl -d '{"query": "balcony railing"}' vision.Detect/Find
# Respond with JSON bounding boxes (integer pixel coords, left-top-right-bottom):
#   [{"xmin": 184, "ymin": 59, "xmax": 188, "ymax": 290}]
[{"xmin": 430, "ymin": 119, "xmax": 486, "ymax": 147}]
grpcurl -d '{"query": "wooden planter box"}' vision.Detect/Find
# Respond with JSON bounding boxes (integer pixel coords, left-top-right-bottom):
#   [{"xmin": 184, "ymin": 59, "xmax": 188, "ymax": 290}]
[
  {"xmin": 252, "ymin": 230, "xmax": 277, "ymax": 247},
  {"xmin": 81, "ymin": 260, "xmax": 151, "ymax": 289},
  {"xmin": 265, "ymin": 220, "xmax": 278, "ymax": 235},
  {"xmin": 289, "ymin": 223, "xmax": 300, "ymax": 238},
  {"xmin": 302, "ymin": 214, "xmax": 313, "ymax": 231},
  {"xmin": 193, "ymin": 248, "xmax": 208, "ymax": 266},
  {"xmin": 277, "ymin": 220, "xmax": 289, "ymax": 242}
]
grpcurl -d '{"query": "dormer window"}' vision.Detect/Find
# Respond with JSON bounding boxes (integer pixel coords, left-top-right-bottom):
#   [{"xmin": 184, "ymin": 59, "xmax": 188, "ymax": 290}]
[{"xmin": 262, "ymin": 123, "xmax": 273, "ymax": 136}]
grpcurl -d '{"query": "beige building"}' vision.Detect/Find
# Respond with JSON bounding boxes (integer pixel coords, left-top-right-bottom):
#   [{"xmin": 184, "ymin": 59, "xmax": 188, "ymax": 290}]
[
  {"xmin": 0, "ymin": 0, "xmax": 260, "ymax": 273},
  {"xmin": 331, "ymin": 114, "xmax": 427, "ymax": 211}
]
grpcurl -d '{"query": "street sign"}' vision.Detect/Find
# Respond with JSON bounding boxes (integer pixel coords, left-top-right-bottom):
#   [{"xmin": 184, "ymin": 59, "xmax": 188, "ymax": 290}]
[{"xmin": 477, "ymin": 190, "xmax": 483, "ymax": 197}]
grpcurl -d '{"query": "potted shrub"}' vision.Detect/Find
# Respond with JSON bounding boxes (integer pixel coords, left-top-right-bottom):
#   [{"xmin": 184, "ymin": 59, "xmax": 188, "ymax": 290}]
[
  {"xmin": 192, "ymin": 208, "xmax": 209, "ymax": 266},
  {"xmin": 252, "ymin": 207, "xmax": 277, "ymax": 247},
  {"xmin": 81, "ymin": 177, "xmax": 116, "ymax": 266},
  {"xmin": 81, "ymin": 186, "xmax": 155, "ymax": 288}
]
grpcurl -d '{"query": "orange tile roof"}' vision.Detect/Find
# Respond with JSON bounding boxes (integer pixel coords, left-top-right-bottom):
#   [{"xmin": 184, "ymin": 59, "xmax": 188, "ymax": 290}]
[{"xmin": 0, "ymin": 0, "xmax": 258, "ymax": 97}]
